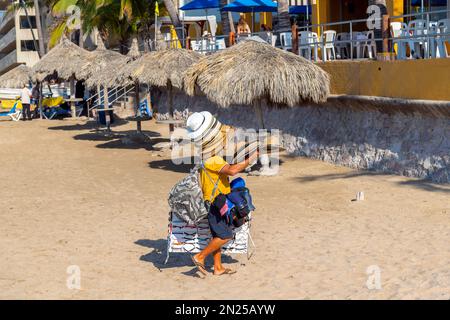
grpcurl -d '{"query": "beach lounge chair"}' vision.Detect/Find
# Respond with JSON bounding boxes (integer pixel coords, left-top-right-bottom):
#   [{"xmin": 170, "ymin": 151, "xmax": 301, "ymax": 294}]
[
  {"xmin": 165, "ymin": 211, "xmax": 255, "ymax": 264},
  {"xmin": 0, "ymin": 100, "xmax": 22, "ymax": 121}
]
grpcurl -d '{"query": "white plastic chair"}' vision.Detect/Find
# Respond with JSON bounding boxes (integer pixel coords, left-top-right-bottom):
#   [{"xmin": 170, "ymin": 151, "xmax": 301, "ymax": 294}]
[
  {"xmin": 298, "ymin": 31, "xmax": 319, "ymax": 61},
  {"xmin": 436, "ymin": 19, "xmax": 449, "ymax": 58},
  {"xmin": 362, "ymin": 30, "xmax": 377, "ymax": 59},
  {"xmin": 271, "ymin": 34, "xmax": 278, "ymax": 47},
  {"xmin": 391, "ymin": 22, "xmax": 409, "ymax": 59},
  {"xmin": 216, "ymin": 38, "xmax": 226, "ymax": 50},
  {"xmin": 335, "ymin": 32, "xmax": 350, "ymax": 59},
  {"xmin": 320, "ymin": 30, "xmax": 337, "ymax": 61},
  {"xmin": 280, "ymin": 32, "xmax": 292, "ymax": 51},
  {"xmin": 408, "ymin": 19, "xmax": 428, "ymax": 58}
]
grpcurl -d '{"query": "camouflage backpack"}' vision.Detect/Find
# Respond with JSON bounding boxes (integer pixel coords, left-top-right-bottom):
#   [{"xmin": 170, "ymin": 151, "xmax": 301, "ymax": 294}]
[{"xmin": 168, "ymin": 164, "xmax": 218, "ymax": 225}]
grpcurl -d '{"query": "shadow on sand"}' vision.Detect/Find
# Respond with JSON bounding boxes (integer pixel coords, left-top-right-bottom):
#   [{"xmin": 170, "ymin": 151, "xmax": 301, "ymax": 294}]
[
  {"xmin": 295, "ymin": 171, "xmax": 450, "ymax": 194},
  {"xmin": 148, "ymin": 159, "xmax": 194, "ymax": 174},
  {"xmin": 47, "ymin": 118, "xmax": 129, "ymax": 131},
  {"xmin": 135, "ymin": 239, "xmax": 238, "ymax": 276},
  {"xmin": 71, "ymin": 130, "xmax": 162, "ymax": 151}
]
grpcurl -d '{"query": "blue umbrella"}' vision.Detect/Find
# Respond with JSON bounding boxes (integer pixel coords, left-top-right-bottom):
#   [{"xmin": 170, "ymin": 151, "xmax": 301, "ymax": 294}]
[
  {"xmin": 179, "ymin": 0, "xmax": 219, "ymax": 10},
  {"xmin": 221, "ymin": 0, "xmax": 277, "ymax": 13},
  {"xmin": 179, "ymin": 0, "xmax": 220, "ymax": 37},
  {"xmin": 289, "ymin": 5, "xmax": 312, "ymax": 15},
  {"xmin": 222, "ymin": 0, "xmax": 277, "ymax": 32}
]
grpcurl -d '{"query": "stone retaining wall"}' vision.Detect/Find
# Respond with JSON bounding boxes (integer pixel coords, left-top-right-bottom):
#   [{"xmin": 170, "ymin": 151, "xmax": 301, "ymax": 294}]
[{"xmin": 152, "ymin": 89, "xmax": 450, "ymax": 183}]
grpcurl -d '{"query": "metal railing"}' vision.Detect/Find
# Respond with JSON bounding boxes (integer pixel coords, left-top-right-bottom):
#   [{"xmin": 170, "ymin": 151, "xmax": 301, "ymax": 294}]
[
  {"xmin": 155, "ymin": 9, "xmax": 449, "ymax": 60},
  {"xmin": 86, "ymin": 85, "xmax": 134, "ymax": 118}
]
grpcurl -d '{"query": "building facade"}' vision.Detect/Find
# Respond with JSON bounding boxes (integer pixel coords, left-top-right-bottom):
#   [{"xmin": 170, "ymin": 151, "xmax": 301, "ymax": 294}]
[{"xmin": 0, "ymin": 1, "xmax": 40, "ymax": 76}]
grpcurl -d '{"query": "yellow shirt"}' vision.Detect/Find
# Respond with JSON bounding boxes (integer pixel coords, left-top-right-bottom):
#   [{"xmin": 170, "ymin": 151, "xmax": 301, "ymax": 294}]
[{"xmin": 200, "ymin": 156, "xmax": 231, "ymax": 202}]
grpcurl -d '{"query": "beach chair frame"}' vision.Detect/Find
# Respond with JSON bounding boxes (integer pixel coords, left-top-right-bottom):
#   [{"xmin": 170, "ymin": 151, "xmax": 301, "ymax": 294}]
[
  {"xmin": 165, "ymin": 211, "xmax": 255, "ymax": 265},
  {"xmin": 0, "ymin": 100, "xmax": 22, "ymax": 121}
]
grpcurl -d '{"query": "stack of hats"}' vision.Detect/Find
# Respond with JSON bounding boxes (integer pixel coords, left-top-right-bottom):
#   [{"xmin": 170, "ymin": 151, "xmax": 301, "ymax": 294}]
[
  {"xmin": 186, "ymin": 111, "xmax": 225, "ymax": 158},
  {"xmin": 186, "ymin": 111, "xmax": 280, "ymax": 163}
]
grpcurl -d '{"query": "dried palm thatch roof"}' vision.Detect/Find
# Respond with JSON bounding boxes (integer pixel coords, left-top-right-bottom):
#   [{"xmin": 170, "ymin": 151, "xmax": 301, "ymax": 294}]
[
  {"xmin": 0, "ymin": 65, "xmax": 31, "ymax": 88},
  {"xmin": 82, "ymin": 36, "xmax": 130, "ymax": 89},
  {"xmin": 84, "ymin": 38, "xmax": 141, "ymax": 89},
  {"xmin": 127, "ymin": 38, "xmax": 141, "ymax": 59},
  {"xmin": 31, "ymin": 37, "xmax": 92, "ymax": 82},
  {"xmin": 119, "ymin": 48, "xmax": 202, "ymax": 89},
  {"xmin": 184, "ymin": 40, "xmax": 330, "ymax": 107}
]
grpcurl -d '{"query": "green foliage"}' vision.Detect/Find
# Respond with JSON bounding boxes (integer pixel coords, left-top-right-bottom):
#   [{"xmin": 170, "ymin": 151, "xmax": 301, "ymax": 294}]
[{"xmin": 47, "ymin": 0, "xmax": 159, "ymax": 47}]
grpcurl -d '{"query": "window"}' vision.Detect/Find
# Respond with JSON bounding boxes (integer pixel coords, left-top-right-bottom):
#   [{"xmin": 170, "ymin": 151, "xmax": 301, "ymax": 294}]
[
  {"xmin": 21, "ymin": 40, "xmax": 38, "ymax": 51},
  {"xmin": 20, "ymin": 16, "xmax": 37, "ymax": 29}
]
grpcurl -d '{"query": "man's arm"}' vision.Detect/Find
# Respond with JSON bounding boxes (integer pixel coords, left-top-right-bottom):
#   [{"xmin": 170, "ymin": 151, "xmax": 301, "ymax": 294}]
[{"xmin": 219, "ymin": 151, "xmax": 259, "ymax": 177}]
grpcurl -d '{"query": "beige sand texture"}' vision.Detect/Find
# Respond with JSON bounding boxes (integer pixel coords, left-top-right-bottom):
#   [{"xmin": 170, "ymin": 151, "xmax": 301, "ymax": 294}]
[{"xmin": 0, "ymin": 119, "xmax": 449, "ymax": 300}]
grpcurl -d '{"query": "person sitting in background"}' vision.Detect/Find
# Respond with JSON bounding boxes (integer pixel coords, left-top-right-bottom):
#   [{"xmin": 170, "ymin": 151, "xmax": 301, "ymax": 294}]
[
  {"xmin": 261, "ymin": 24, "xmax": 272, "ymax": 32},
  {"xmin": 260, "ymin": 24, "xmax": 273, "ymax": 43},
  {"xmin": 237, "ymin": 17, "xmax": 251, "ymax": 35}
]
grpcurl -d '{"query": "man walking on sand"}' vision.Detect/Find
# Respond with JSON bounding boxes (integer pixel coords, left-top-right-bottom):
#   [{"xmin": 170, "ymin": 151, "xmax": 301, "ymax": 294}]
[
  {"xmin": 192, "ymin": 153, "xmax": 257, "ymax": 276},
  {"xmin": 21, "ymin": 83, "xmax": 32, "ymax": 121},
  {"xmin": 185, "ymin": 111, "xmax": 258, "ymax": 276}
]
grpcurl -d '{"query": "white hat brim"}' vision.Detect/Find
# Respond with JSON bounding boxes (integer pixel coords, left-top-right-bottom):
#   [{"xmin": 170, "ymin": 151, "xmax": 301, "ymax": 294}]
[{"xmin": 187, "ymin": 111, "xmax": 214, "ymax": 140}]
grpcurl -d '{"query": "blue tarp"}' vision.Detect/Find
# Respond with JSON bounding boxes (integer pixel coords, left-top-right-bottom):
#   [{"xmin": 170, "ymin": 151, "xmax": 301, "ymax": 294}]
[
  {"xmin": 221, "ymin": 0, "xmax": 278, "ymax": 13},
  {"xmin": 289, "ymin": 5, "xmax": 312, "ymax": 15},
  {"xmin": 179, "ymin": 0, "xmax": 219, "ymax": 11},
  {"xmin": 411, "ymin": 0, "xmax": 447, "ymax": 6}
]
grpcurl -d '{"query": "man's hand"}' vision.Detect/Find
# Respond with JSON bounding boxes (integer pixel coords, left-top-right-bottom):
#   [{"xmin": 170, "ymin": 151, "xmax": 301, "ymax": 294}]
[{"xmin": 219, "ymin": 150, "xmax": 260, "ymax": 177}]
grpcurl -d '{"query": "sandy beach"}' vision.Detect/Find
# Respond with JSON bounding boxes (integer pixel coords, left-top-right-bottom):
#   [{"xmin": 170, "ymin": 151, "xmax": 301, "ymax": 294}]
[{"xmin": 0, "ymin": 119, "xmax": 449, "ymax": 300}]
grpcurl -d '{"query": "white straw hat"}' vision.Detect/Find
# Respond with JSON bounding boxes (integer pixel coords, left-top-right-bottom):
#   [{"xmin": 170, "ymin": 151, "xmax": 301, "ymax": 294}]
[{"xmin": 186, "ymin": 111, "xmax": 214, "ymax": 140}]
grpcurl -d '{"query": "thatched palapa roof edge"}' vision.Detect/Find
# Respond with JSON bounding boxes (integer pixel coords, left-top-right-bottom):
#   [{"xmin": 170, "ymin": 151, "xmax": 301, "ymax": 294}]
[{"xmin": 183, "ymin": 40, "xmax": 330, "ymax": 108}]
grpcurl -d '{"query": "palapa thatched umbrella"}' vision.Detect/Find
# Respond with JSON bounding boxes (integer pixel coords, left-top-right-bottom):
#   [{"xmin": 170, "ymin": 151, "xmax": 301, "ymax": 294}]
[
  {"xmin": 120, "ymin": 48, "xmax": 202, "ymax": 131},
  {"xmin": 184, "ymin": 40, "xmax": 330, "ymax": 128},
  {"xmin": 32, "ymin": 36, "xmax": 92, "ymax": 117},
  {"xmin": 0, "ymin": 65, "xmax": 31, "ymax": 89},
  {"xmin": 85, "ymin": 37, "xmax": 140, "ymax": 90},
  {"xmin": 31, "ymin": 36, "xmax": 91, "ymax": 82},
  {"xmin": 80, "ymin": 35, "xmax": 131, "ymax": 126}
]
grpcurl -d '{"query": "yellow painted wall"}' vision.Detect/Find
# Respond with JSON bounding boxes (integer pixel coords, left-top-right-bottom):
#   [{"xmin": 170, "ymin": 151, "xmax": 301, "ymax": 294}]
[
  {"xmin": 259, "ymin": 12, "xmax": 273, "ymax": 30},
  {"xmin": 388, "ymin": 0, "xmax": 405, "ymax": 21},
  {"xmin": 313, "ymin": 1, "xmax": 406, "ymax": 25},
  {"xmin": 318, "ymin": 59, "xmax": 450, "ymax": 101}
]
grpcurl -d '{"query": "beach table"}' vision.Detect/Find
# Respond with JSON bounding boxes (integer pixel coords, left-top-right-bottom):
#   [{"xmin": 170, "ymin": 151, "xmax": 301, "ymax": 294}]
[
  {"xmin": 165, "ymin": 212, "xmax": 255, "ymax": 264},
  {"xmin": 65, "ymin": 98, "xmax": 84, "ymax": 117},
  {"xmin": 127, "ymin": 115, "xmax": 152, "ymax": 133}
]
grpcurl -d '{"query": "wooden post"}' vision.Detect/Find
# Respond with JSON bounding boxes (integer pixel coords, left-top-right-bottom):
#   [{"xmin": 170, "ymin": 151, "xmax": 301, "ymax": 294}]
[
  {"xmin": 229, "ymin": 32, "xmax": 235, "ymax": 46},
  {"xmin": 135, "ymin": 81, "xmax": 142, "ymax": 133},
  {"xmin": 70, "ymin": 76, "xmax": 76, "ymax": 117},
  {"xmin": 382, "ymin": 14, "xmax": 390, "ymax": 53},
  {"xmin": 168, "ymin": 82, "xmax": 174, "ymax": 133},
  {"xmin": 38, "ymin": 82, "xmax": 43, "ymax": 119},
  {"xmin": 292, "ymin": 24, "xmax": 298, "ymax": 55},
  {"xmin": 254, "ymin": 99, "xmax": 265, "ymax": 129},
  {"xmin": 104, "ymin": 86, "xmax": 110, "ymax": 130}
]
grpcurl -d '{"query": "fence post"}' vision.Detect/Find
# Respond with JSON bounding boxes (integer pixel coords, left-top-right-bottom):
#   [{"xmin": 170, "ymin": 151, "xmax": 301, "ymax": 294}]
[{"xmin": 292, "ymin": 24, "xmax": 298, "ymax": 55}]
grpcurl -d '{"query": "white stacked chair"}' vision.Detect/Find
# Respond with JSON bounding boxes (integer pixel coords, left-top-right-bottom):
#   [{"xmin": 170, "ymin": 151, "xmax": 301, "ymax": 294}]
[
  {"xmin": 320, "ymin": 30, "xmax": 337, "ymax": 61},
  {"xmin": 298, "ymin": 31, "xmax": 319, "ymax": 61},
  {"xmin": 362, "ymin": 30, "xmax": 377, "ymax": 59},
  {"xmin": 436, "ymin": 19, "xmax": 449, "ymax": 58},
  {"xmin": 280, "ymin": 32, "xmax": 293, "ymax": 51}
]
